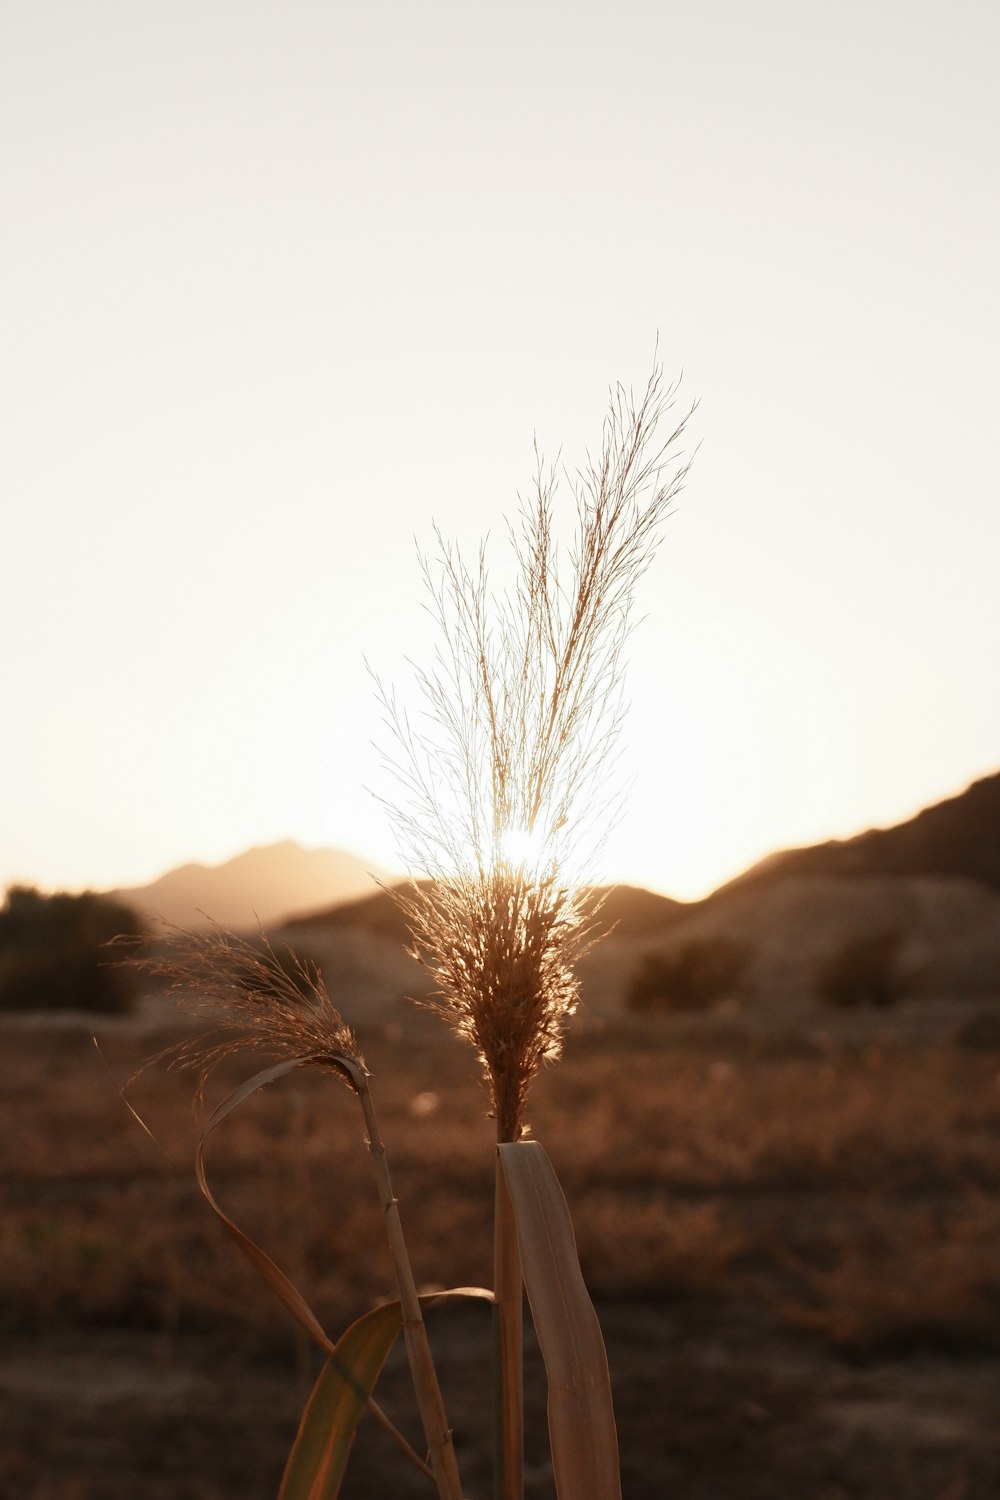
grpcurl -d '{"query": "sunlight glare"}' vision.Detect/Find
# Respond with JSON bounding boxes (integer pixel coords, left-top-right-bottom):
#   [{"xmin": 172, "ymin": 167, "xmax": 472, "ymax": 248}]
[{"xmin": 498, "ymin": 823, "xmax": 549, "ymax": 870}]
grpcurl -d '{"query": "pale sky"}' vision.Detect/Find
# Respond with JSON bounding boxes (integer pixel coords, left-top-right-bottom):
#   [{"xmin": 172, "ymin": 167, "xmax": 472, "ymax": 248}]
[{"xmin": 2, "ymin": 0, "xmax": 998, "ymax": 902}]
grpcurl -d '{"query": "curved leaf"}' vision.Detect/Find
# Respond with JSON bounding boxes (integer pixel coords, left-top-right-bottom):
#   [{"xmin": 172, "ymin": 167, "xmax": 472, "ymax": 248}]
[
  {"xmin": 196, "ymin": 1054, "xmax": 492, "ymax": 1493},
  {"xmin": 196, "ymin": 1055, "xmax": 340, "ymax": 1353},
  {"xmin": 280, "ymin": 1288, "xmax": 494, "ymax": 1500},
  {"xmin": 279, "ymin": 1301, "xmax": 404, "ymax": 1500},
  {"xmin": 498, "ymin": 1140, "xmax": 622, "ymax": 1500}
]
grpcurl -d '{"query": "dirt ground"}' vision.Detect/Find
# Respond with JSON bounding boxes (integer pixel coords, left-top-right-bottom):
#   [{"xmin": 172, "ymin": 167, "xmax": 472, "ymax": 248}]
[
  {"xmin": 4, "ymin": 1300, "xmax": 999, "ymax": 1499},
  {"xmin": 3, "ymin": 1000, "xmax": 1000, "ymax": 1499}
]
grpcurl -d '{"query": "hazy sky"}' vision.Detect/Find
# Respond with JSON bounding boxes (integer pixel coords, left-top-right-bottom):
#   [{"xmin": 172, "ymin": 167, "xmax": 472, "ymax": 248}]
[{"xmin": 3, "ymin": 0, "xmax": 998, "ymax": 901}]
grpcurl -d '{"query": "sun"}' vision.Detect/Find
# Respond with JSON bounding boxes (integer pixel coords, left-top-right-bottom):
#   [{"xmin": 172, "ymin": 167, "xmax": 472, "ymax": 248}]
[{"xmin": 497, "ymin": 824, "xmax": 550, "ymax": 870}]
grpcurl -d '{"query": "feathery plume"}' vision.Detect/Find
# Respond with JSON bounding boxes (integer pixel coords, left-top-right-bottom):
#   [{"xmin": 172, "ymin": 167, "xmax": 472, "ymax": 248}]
[
  {"xmin": 379, "ymin": 363, "xmax": 695, "ymax": 1139},
  {"xmin": 124, "ymin": 926, "xmax": 364, "ymax": 1085}
]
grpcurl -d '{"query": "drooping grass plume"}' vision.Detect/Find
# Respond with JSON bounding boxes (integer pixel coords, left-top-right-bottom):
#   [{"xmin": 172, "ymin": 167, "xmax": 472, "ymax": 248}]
[
  {"xmin": 379, "ymin": 363, "xmax": 696, "ymax": 1140},
  {"xmin": 126, "ymin": 927, "xmax": 466, "ymax": 1500},
  {"xmin": 124, "ymin": 925, "xmax": 363, "ymax": 1085}
]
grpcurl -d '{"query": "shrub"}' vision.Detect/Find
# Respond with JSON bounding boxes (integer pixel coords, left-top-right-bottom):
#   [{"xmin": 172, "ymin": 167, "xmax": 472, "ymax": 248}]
[
  {"xmin": 626, "ymin": 937, "xmax": 751, "ymax": 1013},
  {"xmin": 815, "ymin": 928, "xmax": 908, "ymax": 1009},
  {"xmin": 0, "ymin": 885, "xmax": 145, "ymax": 1014}
]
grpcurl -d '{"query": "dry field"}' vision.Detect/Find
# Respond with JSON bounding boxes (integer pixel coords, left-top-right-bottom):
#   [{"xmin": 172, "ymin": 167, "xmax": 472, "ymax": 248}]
[{"xmin": 2, "ymin": 994, "xmax": 1000, "ymax": 1499}]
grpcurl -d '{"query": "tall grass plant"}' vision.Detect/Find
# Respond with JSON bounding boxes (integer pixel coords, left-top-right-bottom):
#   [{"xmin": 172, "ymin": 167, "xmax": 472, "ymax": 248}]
[{"xmin": 135, "ymin": 362, "xmax": 695, "ymax": 1499}]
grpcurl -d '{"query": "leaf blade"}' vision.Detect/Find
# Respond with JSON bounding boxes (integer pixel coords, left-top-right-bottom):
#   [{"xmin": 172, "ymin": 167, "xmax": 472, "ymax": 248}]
[
  {"xmin": 498, "ymin": 1139, "xmax": 622, "ymax": 1500},
  {"xmin": 278, "ymin": 1301, "xmax": 403, "ymax": 1500},
  {"xmin": 195, "ymin": 1055, "xmax": 338, "ymax": 1353},
  {"xmin": 280, "ymin": 1288, "xmax": 494, "ymax": 1500}
]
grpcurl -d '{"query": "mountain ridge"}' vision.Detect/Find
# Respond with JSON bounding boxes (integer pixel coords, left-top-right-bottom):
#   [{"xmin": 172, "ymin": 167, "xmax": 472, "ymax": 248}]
[
  {"xmin": 108, "ymin": 839, "xmax": 383, "ymax": 931},
  {"xmin": 103, "ymin": 766, "xmax": 1000, "ymax": 939},
  {"xmin": 284, "ymin": 769, "xmax": 1000, "ymax": 938},
  {"xmin": 711, "ymin": 769, "xmax": 1000, "ymax": 900},
  {"xmin": 284, "ymin": 879, "xmax": 685, "ymax": 942}
]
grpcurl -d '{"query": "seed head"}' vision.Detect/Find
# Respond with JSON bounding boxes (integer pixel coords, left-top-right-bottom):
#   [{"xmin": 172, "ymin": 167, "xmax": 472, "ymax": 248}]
[
  {"xmin": 378, "ymin": 363, "xmax": 695, "ymax": 1136},
  {"xmin": 124, "ymin": 926, "xmax": 364, "ymax": 1088}
]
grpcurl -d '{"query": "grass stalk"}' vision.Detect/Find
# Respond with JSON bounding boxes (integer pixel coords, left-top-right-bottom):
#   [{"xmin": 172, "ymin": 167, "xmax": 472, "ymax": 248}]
[
  {"xmin": 375, "ymin": 361, "xmax": 696, "ymax": 1499},
  {"xmin": 493, "ymin": 1141, "xmax": 524, "ymax": 1500},
  {"xmin": 354, "ymin": 1072, "xmax": 464, "ymax": 1500},
  {"xmin": 128, "ymin": 929, "xmax": 466, "ymax": 1492}
]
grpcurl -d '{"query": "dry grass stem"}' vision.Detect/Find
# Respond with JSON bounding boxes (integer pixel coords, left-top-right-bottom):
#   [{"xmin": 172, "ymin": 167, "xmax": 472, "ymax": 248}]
[
  {"xmin": 353, "ymin": 1077, "xmax": 466, "ymax": 1500},
  {"xmin": 129, "ymin": 927, "xmax": 467, "ymax": 1496},
  {"xmin": 493, "ymin": 1164, "xmax": 524, "ymax": 1500}
]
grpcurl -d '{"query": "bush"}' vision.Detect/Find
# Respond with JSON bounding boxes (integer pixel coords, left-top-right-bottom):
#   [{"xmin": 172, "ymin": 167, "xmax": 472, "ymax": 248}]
[
  {"xmin": 0, "ymin": 885, "xmax": 146, "ymax": 1014},
  {"xmin": 625, "ymin": 937, "xmax": 751, "ymax": 1014},
  {"xmin": 815, "ymin": 929, "xmax": 908, "ymax": 1009}
]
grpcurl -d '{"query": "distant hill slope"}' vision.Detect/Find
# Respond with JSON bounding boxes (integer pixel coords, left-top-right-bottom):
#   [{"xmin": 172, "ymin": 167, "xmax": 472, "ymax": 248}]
[
  {"xmin": 287, "ymin": 881, "xmax": 420, "ymax": 941},
  {"xmin": 269, "ymin": 775, "xmax": 1000, "ymax": 1020},
  {"xmin": 286, "ymin": 879, "xmax": 683, "ymax": 941},
  {"xmin": 280, "ymin": 880, "xmax": 686, "ymax": 1023},
  {"xmin": 589, "ymin": 884, "xmax": 685, "ymax": 937},
  {"xmin": 109, "ymin": 841, "xmax": 382, "ymax": 930},
  {"xmin": 662, "ymin": 872, "xmax": 1000, "ymax": 1007},
  {"xmin": 716, "ymin": 771, "xmax": 1000, "ymax": 897}
]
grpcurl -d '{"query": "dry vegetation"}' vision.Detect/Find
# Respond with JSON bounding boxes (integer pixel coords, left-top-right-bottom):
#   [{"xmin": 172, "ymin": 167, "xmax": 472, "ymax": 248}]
[{"xmin": 3, "ymin": 1001, "xmax": 1000, "ymax": 1498}]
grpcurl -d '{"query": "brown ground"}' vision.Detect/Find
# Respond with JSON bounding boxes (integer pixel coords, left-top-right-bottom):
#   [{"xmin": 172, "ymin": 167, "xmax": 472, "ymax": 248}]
[{"xmin": 3, "ymin": 996, "xmax": 1000, "ymax": 1499}]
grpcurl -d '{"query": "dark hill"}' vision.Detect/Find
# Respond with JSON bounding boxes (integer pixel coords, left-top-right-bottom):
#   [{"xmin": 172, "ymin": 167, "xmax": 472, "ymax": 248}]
[
  {"xmin": 286, "ymin": 882, "xmax": 424, "ymax": 942},
  {"xmin": 716, "ymin": 770, "xmax": 1000, "ymax": 898},
  {"xmin": 588, "ymin": 884, "xmax": 685, "ymax": 937},
  {"xmin": 285, "ymin": 880, "xmax": 683, "ymax": 941}
]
